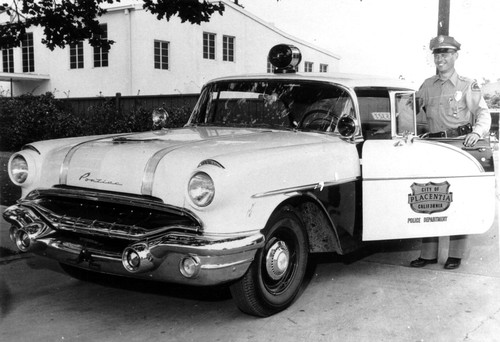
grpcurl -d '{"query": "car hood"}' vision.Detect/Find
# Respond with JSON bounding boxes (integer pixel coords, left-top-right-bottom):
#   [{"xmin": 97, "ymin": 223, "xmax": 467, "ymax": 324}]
[{"xmin": 57, "ymin": 126, "xmax": 338, "ymax": 195}]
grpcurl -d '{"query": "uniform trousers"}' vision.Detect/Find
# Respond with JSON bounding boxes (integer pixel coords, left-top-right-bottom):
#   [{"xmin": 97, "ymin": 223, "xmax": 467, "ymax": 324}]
[{"xmin": 420, "ymin": 235, "xmax": 468, "ymax": 260}]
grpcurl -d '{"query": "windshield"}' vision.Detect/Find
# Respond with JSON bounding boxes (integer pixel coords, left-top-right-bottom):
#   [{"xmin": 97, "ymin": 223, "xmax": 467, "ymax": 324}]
[{"xmin": 189, "ymin": 80, "xmax": 355, "ymax": 132}]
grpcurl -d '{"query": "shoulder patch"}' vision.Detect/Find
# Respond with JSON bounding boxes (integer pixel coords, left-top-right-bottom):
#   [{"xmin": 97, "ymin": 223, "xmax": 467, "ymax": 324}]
[{"xmin": 471, "ymin": 81, "xmax": 481, "ymax": 91}]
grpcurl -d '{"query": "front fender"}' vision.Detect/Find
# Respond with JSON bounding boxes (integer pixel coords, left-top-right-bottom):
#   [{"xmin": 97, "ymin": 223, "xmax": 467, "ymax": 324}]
[{"xmin": 185, "ymin": 140, "xmax": 360, "ymax": 236}]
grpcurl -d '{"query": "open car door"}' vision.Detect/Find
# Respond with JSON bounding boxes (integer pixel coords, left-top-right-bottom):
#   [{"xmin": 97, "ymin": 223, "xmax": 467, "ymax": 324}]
[{"xmin": 362, "ymin": 91, "xmax": 496, "ymax": 241}]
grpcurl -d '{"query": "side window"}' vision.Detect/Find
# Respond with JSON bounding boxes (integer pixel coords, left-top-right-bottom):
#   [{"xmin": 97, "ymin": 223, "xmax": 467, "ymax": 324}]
[
  {"xmin": 356, "ymin": 89, "xmax": 391, "ymax": 139},
  {"xmin": 93, "ymin": 24, "xmax": 109, "ymax": 68},
  {"xmin": 203, "ymin": 32, "xmax": 216, "ymax": 60},
  {"xmin": 154, "ymin": 40, "xmax": 169, "ymax": 70},
  {"xmin": 2, "ymin": 48, "xmax": 14, "ymax": 72},
  {"xmin": 395, "ymin": 93, "xmax": 416, "ymax": 135},
  {"xmin": 22, "ymin": 32, "xmax": 35, "ymax": 72}
]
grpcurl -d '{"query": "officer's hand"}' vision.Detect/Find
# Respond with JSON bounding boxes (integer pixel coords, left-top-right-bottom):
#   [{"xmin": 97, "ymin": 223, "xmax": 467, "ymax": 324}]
[{"xmin": 464, "ymin": 132, "xmax": 480, "ymax": 147}]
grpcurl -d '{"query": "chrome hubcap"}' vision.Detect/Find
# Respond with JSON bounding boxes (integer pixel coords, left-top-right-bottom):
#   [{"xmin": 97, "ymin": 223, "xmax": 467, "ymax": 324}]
[{"xmin": 265, "ymin": 241, "xmax": 290, "ymax": 280}]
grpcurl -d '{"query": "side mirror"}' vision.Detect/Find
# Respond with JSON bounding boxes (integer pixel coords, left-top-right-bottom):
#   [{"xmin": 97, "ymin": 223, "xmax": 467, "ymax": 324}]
[
  {"xmin": 337, "ymin": 116, "xmax": 357, "ymax": 137},
  {"xmin": 152, "ymin": 108, "xmax": 169, "ymax": 130}
]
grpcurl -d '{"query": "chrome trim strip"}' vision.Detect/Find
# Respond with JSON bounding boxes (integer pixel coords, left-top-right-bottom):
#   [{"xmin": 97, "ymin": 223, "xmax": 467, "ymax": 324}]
[
  {"xmin": 140, "ymin": 131, "xmax": 264, "ymax": 196},
  {"xmin": 362, "ymin": 172, "xmax": 495, "ymax": 182},
  {"xmin": 59, "ymin": 134, "xmax": 130, "ymax": 185},
  {"xmin": 252, "ymin": 176, "xmax": 359, "ymax": 198},
  {"xmin": 156, "ymin": 232, "xmax": 265, "ymax": 255},
  {"xmin": 22, "ymin": 144, "xmax": 41, "ymax": 155},
  {"xmin": 200, "ymin": 257, "xmax": 254, "ymax": 270},
  {"xmin": 141, "ymin": 142, "xmax": 196, "ymax": 196},
  {"xmin": 198, "ymin": 159, "xmax": 225, "ymax": 169}
]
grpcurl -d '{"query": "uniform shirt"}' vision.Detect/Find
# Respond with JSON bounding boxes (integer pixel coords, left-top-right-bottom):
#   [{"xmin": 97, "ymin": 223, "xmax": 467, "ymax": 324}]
[{"xmin": 417, "ymin": 71, "xmax": 491, "ymax": 137}]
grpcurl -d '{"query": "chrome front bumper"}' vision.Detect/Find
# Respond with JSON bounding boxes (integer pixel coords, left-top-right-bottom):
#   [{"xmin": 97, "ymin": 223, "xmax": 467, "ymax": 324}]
[{"xmin": 3, "ymin": 204, "xmax": 264, "ymax": 286}]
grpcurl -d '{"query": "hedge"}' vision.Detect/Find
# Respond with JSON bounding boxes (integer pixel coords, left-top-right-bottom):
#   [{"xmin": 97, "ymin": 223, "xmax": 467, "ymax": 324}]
[{"xmin": 0, "ymin": 92, "xmax": 192, "ymax": 151}]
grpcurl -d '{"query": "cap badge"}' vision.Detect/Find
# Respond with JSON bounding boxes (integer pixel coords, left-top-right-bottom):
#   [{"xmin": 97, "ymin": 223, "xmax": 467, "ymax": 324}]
[{"xmin": 438, "ymin": 36, "xmax": 445, "ymax": 43}]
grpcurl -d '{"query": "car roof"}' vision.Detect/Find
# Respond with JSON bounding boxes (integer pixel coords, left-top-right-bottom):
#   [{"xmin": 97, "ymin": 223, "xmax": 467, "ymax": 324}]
[{"xmin": 207, "ymin": 72, "xmax": 417, "ymax": 91}]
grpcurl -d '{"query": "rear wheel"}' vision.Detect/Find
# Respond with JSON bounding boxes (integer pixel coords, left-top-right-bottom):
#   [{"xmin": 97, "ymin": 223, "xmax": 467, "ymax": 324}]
[{"xmin": 230, "ymin": 208, "xmax": 309, "ymax": 317}]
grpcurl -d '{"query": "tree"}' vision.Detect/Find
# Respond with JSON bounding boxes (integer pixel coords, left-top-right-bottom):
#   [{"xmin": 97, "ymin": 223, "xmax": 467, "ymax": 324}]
[
  {"xmin": 0, "ymin": 0, "xmax": 225, "ymax": 50},
  {"xmin": 481, "ymin": 77, "xmax": 491, "ymax": 87}
]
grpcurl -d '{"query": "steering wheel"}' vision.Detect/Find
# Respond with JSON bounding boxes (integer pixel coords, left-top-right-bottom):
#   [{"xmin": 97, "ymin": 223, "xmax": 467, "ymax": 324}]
[{"xmin": 298, "ymin": 109, "xmax": 337, "ymax": 131}]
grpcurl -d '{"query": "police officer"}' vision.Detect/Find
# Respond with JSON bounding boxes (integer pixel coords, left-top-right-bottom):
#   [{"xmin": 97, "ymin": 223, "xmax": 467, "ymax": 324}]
[{"xmin": 410, "ymin": 35, "xmax": 491, "ymax": 269}]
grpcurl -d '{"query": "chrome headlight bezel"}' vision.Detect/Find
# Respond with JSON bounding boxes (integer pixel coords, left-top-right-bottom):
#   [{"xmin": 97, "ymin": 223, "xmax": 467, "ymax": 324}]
[
  {"xmin": 188, "ymin": 172, "xmax": 215, "ymax": 207},
  {"xmin": 9, "ymin": 153, "xmax": 30, "ymax": 185}
]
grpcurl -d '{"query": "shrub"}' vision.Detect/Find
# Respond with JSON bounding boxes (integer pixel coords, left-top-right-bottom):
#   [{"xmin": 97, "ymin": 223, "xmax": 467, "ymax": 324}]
[
  {"xmin": 0, "ymin": 92, "xmax": 193, "ymax": 151},
  {"xmin": 0, "ymin": 93, "xmax": 83, "ymax": 151},
  {"xmin": 82, "ymin": 99, "xmax": 191, "ymax": 133}
]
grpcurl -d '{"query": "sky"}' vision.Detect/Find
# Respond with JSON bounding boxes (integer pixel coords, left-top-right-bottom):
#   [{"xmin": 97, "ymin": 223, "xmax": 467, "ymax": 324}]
[
  {"xmin": 2, "ymin": 0, "xmax": 498, "ymax": 93},
  {"xmin": 242, "ymin": 0, "xmax": 500, "ymax": 87}
]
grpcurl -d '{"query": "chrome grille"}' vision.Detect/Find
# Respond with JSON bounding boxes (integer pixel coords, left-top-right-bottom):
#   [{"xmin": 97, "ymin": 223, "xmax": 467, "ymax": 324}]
[{"xmin": 20, "ymin": 187, "xmax": 201, "ymax": 241}]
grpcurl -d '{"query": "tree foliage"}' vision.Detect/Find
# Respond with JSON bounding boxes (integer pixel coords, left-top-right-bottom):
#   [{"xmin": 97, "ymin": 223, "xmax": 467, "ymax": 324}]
[
  {"xmin": 0, "ymin": 0, "xmax": 225, "ymax": 50},
  {"xmin": 485, "ymin": 92, "xmax": 500, "ymax": 109}
]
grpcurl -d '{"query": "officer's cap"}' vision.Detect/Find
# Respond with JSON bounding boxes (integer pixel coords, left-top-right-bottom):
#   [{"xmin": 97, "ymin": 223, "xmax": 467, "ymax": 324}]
[{"xmin": 429, "ymin": 35, "xmax": 461, "ymax": 53}]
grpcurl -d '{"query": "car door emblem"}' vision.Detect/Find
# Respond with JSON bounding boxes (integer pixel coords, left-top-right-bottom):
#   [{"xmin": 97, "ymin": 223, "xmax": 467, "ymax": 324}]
[{"xmin": 408, "ymin": 181, "xmax": 453, "ymax": 214}]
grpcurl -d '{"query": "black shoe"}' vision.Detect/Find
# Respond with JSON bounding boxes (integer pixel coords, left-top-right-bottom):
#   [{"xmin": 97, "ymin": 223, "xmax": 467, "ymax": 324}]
[
  {"xmin": 410, "ymin": 257, "xmax": 438, "ymax": 268},
  {"xmin": 444, "ymin": 257, "xmax": 461, "ymax": 269}
]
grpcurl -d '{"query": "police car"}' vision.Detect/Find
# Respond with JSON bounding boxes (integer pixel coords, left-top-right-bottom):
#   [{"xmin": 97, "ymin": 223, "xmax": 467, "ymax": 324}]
[{"xmin": 3, "ymin": 44, "xmax": 496, "ymax": 317}]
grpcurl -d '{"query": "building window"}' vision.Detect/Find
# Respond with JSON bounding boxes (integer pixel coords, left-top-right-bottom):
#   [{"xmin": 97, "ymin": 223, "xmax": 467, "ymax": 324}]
[
  {"xmin": 154, "ymin": 40, "xmax": 169, "ymax": 70},
  {"xmin": 223, "ymin": 35, "xmax": 234, "ymax": 62},
  {"xmin": 93, "ymin": 24, "xmax": 109, "ymax": 68},
  {"xmin": 70, "ymin": 42, "xmax": 84, "ymax": 69},
  {"xmin": 304, "ymin": 61, "xmax": 313, "ymax": 72},
  {"xmin": 22, "ymin": 33, "xmax": 35, "ymax": 72},
  {"xmin": 320, "ymin": 64, "xmax": 328, "ymax": 72},
  {"xmin": 203, "ymin": 32, "xmax": 216, "ymax": 60},
  {"xmin": 2, "ymin": 49, "xmax": 14, "ymax": 73}
]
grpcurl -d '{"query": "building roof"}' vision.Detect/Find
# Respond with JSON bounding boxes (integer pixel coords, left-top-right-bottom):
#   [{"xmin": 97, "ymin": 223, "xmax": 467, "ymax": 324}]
[
  {"xmin": 104, "ymin": 0, "xmax": 340, "ymax": 60},
  {"xmin": 221, "ymin": 1, "xmax": 340, "ymax": 60},
  {"xmin": 0, "ymin": 72, "xmax": 50, "ymax": 82}
]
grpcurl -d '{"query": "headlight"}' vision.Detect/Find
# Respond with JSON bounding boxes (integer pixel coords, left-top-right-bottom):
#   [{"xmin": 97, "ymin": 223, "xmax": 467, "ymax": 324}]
[
  {"xmin": 10, "ymin": 154, "xmax": 29, "ymax": 184},
  {"xmin": 188, "ymin": 172, "xmax": 215, "ymax": 207}
]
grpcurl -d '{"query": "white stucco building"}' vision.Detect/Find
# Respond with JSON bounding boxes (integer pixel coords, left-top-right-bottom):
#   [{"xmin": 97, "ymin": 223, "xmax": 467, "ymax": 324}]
[{"xmin": 0, "ymin": 0, "xmax": 340, "ymax": 98}]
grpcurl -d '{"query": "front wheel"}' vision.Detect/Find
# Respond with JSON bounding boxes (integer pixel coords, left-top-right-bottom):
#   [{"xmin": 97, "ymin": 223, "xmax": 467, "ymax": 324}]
[{"xmin": 230, "ymin": 208, "xmax": 309, "ymax": 317}]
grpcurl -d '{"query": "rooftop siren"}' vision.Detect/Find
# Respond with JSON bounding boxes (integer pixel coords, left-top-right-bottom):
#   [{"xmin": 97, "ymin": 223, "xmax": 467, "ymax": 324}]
[{"xmin": 268, "ymin": 44, "xmax": 302, "ymax": 74}]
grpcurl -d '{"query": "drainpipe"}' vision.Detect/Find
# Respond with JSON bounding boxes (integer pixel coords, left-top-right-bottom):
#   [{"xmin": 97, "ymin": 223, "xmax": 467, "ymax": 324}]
[
  {"xmin": 125, "ymin": 8, "xmax": 133, "ymax": 95},
  {"xmin": 436, "ymin": 0, "xmax": 450, "ymax": 76},
  {"xmin": 437, "ymin": 0, "xmax": 450, "ymax": 36}
]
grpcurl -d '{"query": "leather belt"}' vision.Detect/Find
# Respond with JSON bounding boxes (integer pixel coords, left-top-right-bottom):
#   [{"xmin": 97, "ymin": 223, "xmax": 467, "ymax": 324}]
[{"xmin": 427, "ymin": 123, "xmax": 472, "ymax": 138}]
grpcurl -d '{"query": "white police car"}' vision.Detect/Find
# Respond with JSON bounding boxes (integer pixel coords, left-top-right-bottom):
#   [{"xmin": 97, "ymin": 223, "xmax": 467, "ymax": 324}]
[{"xmin": 3, "ymin": 44, "xmax": 496, "ymax": 317}]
